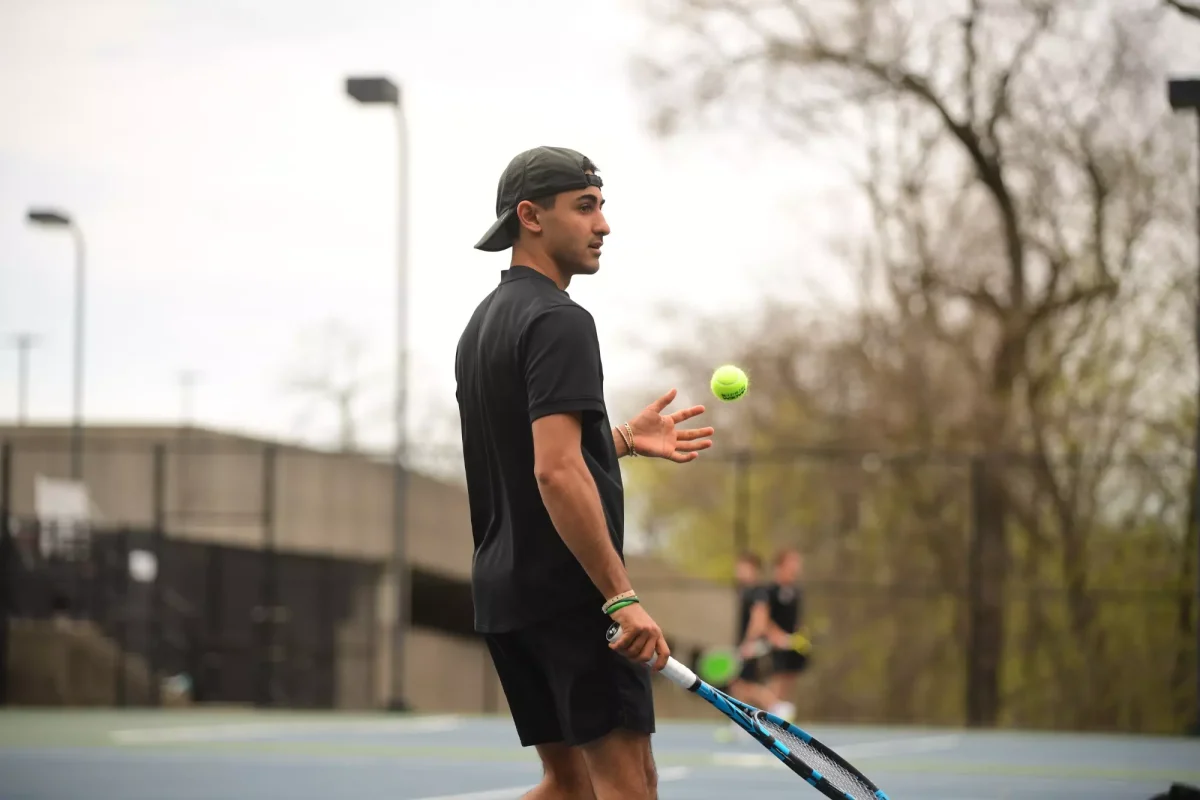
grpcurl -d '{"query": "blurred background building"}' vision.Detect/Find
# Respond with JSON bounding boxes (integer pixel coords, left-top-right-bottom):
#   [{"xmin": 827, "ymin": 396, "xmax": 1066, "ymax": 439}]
[{"xmin": 0, "ymin": 424, "xmax": 737, "ymax": 719}]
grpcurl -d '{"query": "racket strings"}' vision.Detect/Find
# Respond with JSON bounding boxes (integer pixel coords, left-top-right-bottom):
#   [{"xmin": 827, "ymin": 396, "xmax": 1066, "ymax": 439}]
[{"xmin": 758, "ymin": 717, "xmax": 876, "ymax": 799}]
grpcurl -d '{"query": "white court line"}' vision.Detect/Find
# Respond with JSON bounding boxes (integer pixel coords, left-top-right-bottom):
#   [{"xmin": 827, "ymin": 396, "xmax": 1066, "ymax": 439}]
[
  {"xmin": 711, "ymin": 734, "xmax": 961, "ymax": 768},
  {"xmin": 411, "ymin": 766, "xmax": 691, "ymax": 800},
  {"xmin": 109, "ymin": 715, "xmax": 461, "ymax": 744}
]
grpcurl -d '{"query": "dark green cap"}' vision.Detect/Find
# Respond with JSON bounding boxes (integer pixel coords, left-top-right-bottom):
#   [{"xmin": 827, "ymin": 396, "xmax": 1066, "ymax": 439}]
[{"xmin": 474, "ymin": 146, "xmax": 603, "ymax": 252}]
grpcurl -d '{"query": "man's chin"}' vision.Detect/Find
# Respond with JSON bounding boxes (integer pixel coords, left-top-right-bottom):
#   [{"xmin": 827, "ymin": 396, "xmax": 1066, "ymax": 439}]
[{"xmin": 572, "ymin": 259, "xmax": 602, "ymax": 276}]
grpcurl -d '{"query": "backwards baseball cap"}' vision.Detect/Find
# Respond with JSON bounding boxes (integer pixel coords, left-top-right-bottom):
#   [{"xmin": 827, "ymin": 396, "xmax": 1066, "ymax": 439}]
[{"xmin": 474, "ymin": 146, "xmax": 603, "ymax": 252}]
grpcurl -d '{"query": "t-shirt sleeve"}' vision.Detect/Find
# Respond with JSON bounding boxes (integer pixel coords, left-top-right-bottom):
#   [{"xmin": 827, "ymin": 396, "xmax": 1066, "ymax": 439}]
[{"xmin": 521, "ymin": 304, "xmax": 607, "ymax": 423}]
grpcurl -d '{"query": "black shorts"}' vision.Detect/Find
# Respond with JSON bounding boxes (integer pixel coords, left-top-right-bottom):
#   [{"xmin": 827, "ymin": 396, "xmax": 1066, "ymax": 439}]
[
  {"xmin": 484, "ymin": 602, "xmax": 656, "ymax": 748},
  {"xmin": 771, "ymin": 649, "xmax": 809, "ymax": 675},
  {"xmin": 734, "ymin": 654, "xmax": 763, "ymax": 685}
]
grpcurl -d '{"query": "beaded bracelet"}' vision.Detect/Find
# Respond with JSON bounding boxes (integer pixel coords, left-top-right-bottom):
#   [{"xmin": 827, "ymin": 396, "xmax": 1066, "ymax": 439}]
[
  {"xmin": 603, "ymin": 590, "xmax": 636, "ymax": 614},
  {"xmin": 617, "ymin": 423, "xmax": 636, "ymax": 457}
]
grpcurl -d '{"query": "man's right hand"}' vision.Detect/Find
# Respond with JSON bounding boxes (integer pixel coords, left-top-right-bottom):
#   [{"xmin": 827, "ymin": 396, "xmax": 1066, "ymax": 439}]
[{"xmin": 607, "ymin": 603, "xmax": 670, "ymax": 672}]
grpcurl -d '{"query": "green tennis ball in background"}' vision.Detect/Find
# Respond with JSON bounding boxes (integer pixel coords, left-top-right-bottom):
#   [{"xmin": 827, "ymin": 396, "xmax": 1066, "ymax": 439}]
[{"xmin": 710, "ymin": 365, "xmax": 749, "ymax": 401}]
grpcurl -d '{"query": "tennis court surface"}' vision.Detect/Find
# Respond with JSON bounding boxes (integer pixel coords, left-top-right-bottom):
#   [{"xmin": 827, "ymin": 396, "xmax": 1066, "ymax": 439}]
[{"xmin": 2, "ymin": 710, "xmax": 1198, "ymax": 799}]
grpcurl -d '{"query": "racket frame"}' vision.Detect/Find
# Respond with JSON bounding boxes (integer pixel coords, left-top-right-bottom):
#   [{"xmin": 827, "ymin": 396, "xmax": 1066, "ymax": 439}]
[{"xmin": 605, "ymin": 623, "xmax": 889, "ymax": 800}]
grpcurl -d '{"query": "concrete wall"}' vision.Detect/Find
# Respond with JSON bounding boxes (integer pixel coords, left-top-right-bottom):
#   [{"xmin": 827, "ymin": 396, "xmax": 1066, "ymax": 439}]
[
  {"xmin": 628, "ymin": 556, "xmax": 737, "ymax": 650},
  {"xmin": 401, "ymin": 627, "xmax": 723, "ymax": 722},
  {"xmin": 2, "ymin": 425, "xmax": 737, "ymax": 716},
  {"xmin": 6, "ymin": 617, "xmax": 188, "ymax": 708},
  {"xmin": 0, "ymin": 426, "xmax": 472, "ymax": 572}
]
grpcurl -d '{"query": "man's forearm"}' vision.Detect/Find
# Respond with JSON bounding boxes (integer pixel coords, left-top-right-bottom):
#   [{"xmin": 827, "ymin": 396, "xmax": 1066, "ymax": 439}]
[
  {"xmin": 536, "ymin": 459, "xmax": 632, "ymax": 601},
  {"xmin": 743, "ymin": 604, "xmax": 770, "ymax": 644},
  {"xmin": 767, "ymin": 621, "xmax": 792, "ymax": 638}
]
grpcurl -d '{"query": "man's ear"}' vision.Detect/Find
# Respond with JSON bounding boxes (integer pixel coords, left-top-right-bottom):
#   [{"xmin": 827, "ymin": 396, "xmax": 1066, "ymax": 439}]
[{"xmin": 515, "ymin": 200, "xmax": 543, "ymax": 235}]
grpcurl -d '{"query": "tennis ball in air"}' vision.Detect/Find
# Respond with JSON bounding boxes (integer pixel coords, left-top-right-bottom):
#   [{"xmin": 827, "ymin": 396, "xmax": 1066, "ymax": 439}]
[{"xmin": 710, "ymin": 365, "xmax": 748, "ymax": 402}]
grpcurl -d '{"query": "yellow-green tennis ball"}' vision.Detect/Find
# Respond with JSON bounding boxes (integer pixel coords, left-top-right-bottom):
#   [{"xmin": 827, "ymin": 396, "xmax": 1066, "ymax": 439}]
[{"xmin": 711, "ymin": 365, "xmax": 748, "ymax": 401}]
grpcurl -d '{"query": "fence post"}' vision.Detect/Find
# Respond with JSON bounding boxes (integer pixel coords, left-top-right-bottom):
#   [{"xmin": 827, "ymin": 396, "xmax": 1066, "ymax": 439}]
[
  {"xmin": 114, "ymin": 528, "xmax": 129, "ymax": 707},
  {"xmin": 255, "ymin": 445, "xmax": 278, "ymax": 708},
  {"xmin": 733, "ymin": 451, "xmax": 750, "ymax": 557},
  {"xmin": 0, "ymin": 441, "xmax": 11, "ymax": 706},
  {"xmin": 148, "ymin": 444, "xmax": 166, "ymax": 707},
  {"xmin": 965, "ymin": 453, "xmax": 1011, "ymax": 728},
  {"xmin": 1191, "ymin": 425, "xmax": 1200, "ymax": 736},
  {"xmin": 390, "ymin": 454, "xmax": 411, "ymax": 711},
  {"xmin": 960, "ymin": 455, "xmax": 979, "ymax": 724}
]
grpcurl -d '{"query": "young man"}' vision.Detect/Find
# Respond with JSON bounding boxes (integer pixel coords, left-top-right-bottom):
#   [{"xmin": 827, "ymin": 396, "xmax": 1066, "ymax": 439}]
[
  {"xmin": 456, "ymin": 146, "xmax": 716, "ymax": 800},
  {"xmin": 715, "ymin": 551, "xmax": 778, "ymax": 742},
  {"xmin": 765, "ymin": 547, "xmax": 807, "ymax": 722},
  {"xmin": 728, "ymin": 552, "xmax": 775, "ymax": 708}
]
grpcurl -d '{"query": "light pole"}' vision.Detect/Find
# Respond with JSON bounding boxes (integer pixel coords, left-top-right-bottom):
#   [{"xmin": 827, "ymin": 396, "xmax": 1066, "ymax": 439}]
[
  {"xmin": 6, "ymin": 333, "xmax": 40, "ymax": 425},
  {"xmin": 345, "ymin": 75, "xmax": 411, "ymax": 712},
  {"xmin": 26, "ymin": 209, "xmax": 86, "ymax": 480},
  {"xmin": 1168, "ymin": 76, "xmax": 1200, "ymax": 737}
]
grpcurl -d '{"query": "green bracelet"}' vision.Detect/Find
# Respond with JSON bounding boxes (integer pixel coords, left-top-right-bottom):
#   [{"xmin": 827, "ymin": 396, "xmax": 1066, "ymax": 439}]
[
  {"xmin": 602, "ymin": 593, "xmax": 638, "ymax": 614},
  {"xmin": 605, "ymin": 598, "xmax": 639, "ymax": 615}
]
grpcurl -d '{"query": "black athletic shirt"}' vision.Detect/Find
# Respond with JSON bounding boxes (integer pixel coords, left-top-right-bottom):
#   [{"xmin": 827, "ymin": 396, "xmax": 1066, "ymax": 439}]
[
  {"xmin": 736, "ymin": 583, "xmax": 769, "ymax": 641},
  {"xmin": 454, "ymin": 266, "xmax": 625, "ymax": 633},
  {"xmin": 767, "ymin": 582, "xmax": 803, "ymax": 634}
]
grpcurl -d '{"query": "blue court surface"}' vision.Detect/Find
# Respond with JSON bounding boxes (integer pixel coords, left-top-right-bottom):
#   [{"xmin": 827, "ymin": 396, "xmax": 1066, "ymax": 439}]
[{"xmin": 1, "ymin": 710, "xmax": 1198, "ymax": 799}]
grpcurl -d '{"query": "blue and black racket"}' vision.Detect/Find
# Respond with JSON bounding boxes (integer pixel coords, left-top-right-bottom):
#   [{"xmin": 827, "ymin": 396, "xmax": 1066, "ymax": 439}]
[{"xmin": 606, "ymin": 623, "xmax": 890, "ymax": 800}]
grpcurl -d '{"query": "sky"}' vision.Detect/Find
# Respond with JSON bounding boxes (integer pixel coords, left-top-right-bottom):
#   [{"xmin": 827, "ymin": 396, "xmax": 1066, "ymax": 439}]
[
  {"xmin": 0, "ymin": 0, "xmax": 863, "ymax": 473},
  {"xmin": 2, "ymin": 0, "xmax": 1198, "ymax": 476}
]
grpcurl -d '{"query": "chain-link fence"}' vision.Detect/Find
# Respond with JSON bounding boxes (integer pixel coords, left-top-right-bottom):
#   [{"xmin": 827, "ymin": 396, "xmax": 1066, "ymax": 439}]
[
  {"xmin": 624, "ymin": 447, "xmax": 1198, "ymax": 734},
  {"xmin": 3, "ymin": 429, "xmax": 1194, "ymax": 733},
  {"xmin": 1, "ymin": 431, "xmax": 385, "ymax": 710}
]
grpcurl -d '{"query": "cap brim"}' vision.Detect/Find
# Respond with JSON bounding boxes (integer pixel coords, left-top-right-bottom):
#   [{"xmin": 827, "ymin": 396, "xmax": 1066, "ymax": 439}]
[{"xmin": 474, "ymin": 208, "xmax": 516, "ymax": 252}]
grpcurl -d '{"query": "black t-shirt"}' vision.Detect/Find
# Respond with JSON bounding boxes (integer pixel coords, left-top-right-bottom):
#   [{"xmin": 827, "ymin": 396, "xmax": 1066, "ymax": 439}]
[
  {"xmin": 767, "ymin": 582, "xmax": 803, "ymax": 634},
  {"xmin": 454, "ymin": 265, "xmax": 624, "ymax": 633},
  {"xmin": 736, "ymin": 583, "xmax": 769, "ymax": 641}
]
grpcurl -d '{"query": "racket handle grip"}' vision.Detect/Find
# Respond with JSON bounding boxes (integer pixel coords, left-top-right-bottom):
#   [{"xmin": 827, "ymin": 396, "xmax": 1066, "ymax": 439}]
[{"xmin": 605, "ymin": 623, "xmax": 700, "ymax": 691}]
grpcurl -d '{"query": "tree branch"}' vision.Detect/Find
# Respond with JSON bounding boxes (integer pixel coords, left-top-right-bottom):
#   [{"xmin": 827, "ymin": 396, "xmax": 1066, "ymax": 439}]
[
  {"xmin": 963, "ymin": 0, "xmax": 981, "ymax": 127},
  {"xmin": 1028, "ymin": 284, "xmax": 1118, "ymax": 330},
  {"xmin": 984, "ymin": 2, "xmax": 1055, "ymax": 148},
  {"xmin": 1164, "ymin": 0, "xmax": 1200, "ymax": 22},
  {"xmin": 807, "ymin": 42, "xmax": 1028, "ymax": 310}
]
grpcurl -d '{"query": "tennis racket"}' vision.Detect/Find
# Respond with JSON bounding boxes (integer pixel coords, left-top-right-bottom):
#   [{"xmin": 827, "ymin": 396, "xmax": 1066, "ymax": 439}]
[
  {"xmin": 696, "ymin": 628, "xmax": 822, "ymax": 686},
  {"xmin": 606, "ymin": 623, "xmax": 889, "ymax": 800}
]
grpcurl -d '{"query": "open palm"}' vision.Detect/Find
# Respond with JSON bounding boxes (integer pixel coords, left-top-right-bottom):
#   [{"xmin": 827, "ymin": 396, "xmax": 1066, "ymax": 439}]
[{"xmin": 627, "ymin": 388, "xmax": 715, "ymax": 463}]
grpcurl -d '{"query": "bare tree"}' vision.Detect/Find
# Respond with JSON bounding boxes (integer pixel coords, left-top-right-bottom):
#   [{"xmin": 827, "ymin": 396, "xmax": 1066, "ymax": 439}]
[
  {"xmin": 632, "ymin": 0, "xmax": 1196, "ymax": 726},
  {"xmin": 1165, "ymin": 0, "xmax": 1200, "ymax": 22}
]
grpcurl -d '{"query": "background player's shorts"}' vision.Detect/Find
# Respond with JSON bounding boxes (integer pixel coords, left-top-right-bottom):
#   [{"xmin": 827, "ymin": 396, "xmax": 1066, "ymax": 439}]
[
  {"xmin": 483, "ymin": 602, "xmax": 655, "ymax": 748},
  {"xmin": 735, "ymin": 654, "xmax": 763, "ymax": 685},
  {"xmin": 772, "ymin": 649, "xmax": 809, "ymax": 675}
]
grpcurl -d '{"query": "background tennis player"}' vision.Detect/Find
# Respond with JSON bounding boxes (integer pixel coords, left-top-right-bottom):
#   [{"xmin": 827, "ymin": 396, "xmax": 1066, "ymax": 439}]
[
  {"xmin": 765, "ymin": 546, "xmax": 808, "ymax": 722},
  {"xmin": 714, "ymin": 551, "xmax": 780, "ymax": 741},
  {"xmin": 730, "ymin": 552, "xmax": 775, "ymax": 703}
]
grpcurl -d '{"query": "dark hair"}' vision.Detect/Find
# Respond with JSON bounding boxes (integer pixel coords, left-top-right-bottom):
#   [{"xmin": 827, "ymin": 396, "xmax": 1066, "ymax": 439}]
[
  {"xmin": 737, "ymin": 551, "xmax": 762, "ymax": 569},
  {"xmin": 504, "ymin": 192, "xmax": 558, "ymax": 242},
  {"xmin": 773, "ymin": 546, "xmax": 800, "ymax": 566}
]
